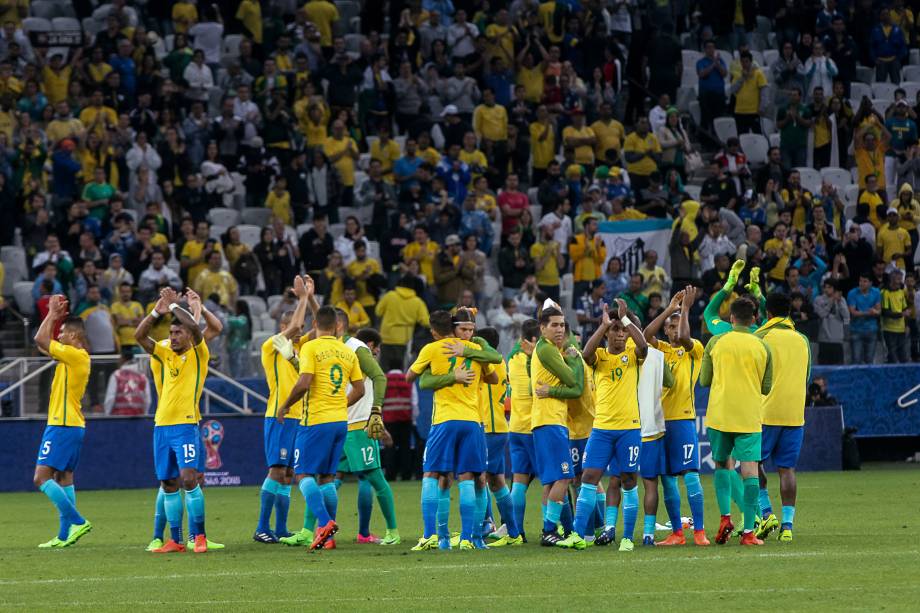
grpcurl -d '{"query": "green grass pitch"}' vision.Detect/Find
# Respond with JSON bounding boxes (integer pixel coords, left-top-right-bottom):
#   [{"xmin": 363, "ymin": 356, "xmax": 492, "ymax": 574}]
[{"xmin": 1, "ymin": 464, "xmax": 918, "ymax": 611}]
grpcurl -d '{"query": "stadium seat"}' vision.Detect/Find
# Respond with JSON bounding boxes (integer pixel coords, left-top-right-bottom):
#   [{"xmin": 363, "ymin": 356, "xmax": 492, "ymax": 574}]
[
  {"xmin": 901, "ymin": 81, "xmax": 920, "ymax": 101},
  {"xmin": 30, "ymin": 1, "xmax": 58, "ymax": 19},
  {"xmin": 482, "ymin": 276, "xmax": 500, "ymax": 310},
  {"xmin": 250, "ymin": 332, "xmax": 274, "ymax": 358},
  {"xmin": 821, "ymin": 167, "xmax": 853, "ymax": 188},
  {"xmin": 530, "ymin": 204, "xmax": 542, "ymax": 220},
  {"xmin": 912, "ymin": 49, "xmax": 920, "ymax": 66},
  {"xmin": 739, "ymin": 133, "xmax": 769, "ymax": 166},
  {"xmin": 681, "ymin": 49, "xmax": 702, "ymax": 69},
  {"xmin": 335, "ymin": 1, "xmax": 360, "ymax": 35},
  {"xmin": 903, "ymin": 65, "xmax": 920, "ymax": 83},
  {"xmin": 713, "ymin": 117, "xmax": 738, "ymax": 144},
  {"xmin": 1, "ymin": 246, "xmax": 28, "ymax": 295},
  {"xmin": 855, "ymin": 65, "xmax": 875, "ymax": 84},
  {"xmin": 22, "ymin": 17, "xmax": 51, "ymax": 32},
  {"xmin": 296, "ymin": 223, "xmax": 311, "ymax": 237},
  {"xmin": 354, "ymin": 205, "xmax": 373, "ymax": 226},
  {"xmin": 81, "ymin": 17, "xmax": 102, "ymax": 36},
  {"xmin": 872, "ymin": 82, "xmax": 899, "ymax": 101},
  {"xmin": 223, "ymin": 34, "xmax": 243, "ymax": 59},
  {"xmin": 679, "ymin": 70, "xmax": 698, "ymax": 91},
  {"xmin": 13, "ymin": 281, "xmax": 34, "ymax": 316},
  {"xmin": 338, "ymin": 207, "xmax": 359, "ymax": 223},
  {"xmin": 849, "ymin": 82, "xmax": 871, "ymax": 102},
  {"xmin": 684, "ymin": 184, "xmax": 701, "ymax": 201},
  {"xmin": 762, "ymin": 49, "xmax": 778, "ymax": 66},
  {"xmin": 716, "ymin": 49, "xmax": 733, "ymax": 72},
  {"xmin": 793, "ymin": 167, "xmax": 821, "ymax": 194},
  {"xmin": 527, "ymin": 187, "xmax": 539, "ymax": 204},
  {"xmin": 561, "ymin": 273, "xmax": 574, "ymax": 294},
  {"xmin": 259, "ymin": 312, "xmax": 274, "ymax": 333},
  {"xmin": 208, "ymin": 207, "xmax": 241, "ymax": 227},
  {"xmin": 843, "ymin": 184, "xmax": 860, "ymax": 208},
  {"xmin": 688, "ymin": 100, "xmax": 701, "ymax": 127},
  {"xmin": 239, "ymin": 295, "xmax": 267, "ymax": 318},
  {"xmin": 328, "ymin": 223, "xmax": 345, "ymax": 237},
  {"xmin": 51, "ymin": 16, "xmax": 80, "ymax": 31},
  {"xmin": 760, "ymin": 116, "xmax": 775, "ymax": 136},
  {"xmin": 236, "ymin": 224, "xmax": 262, "ymax": 247},
  {"xmin": 344, "ymin": 33, "xmax": 364, "ymax": 54},
  {"xmin": 209, "ymin": 224, "xmax": 227, "ymax": 241},
  {"xmin": 241, "ymin": 207, "xmax": 273, "ymax": 227},
  {"xmin": 871, "ymin": 98, "xmax": 891, "ymax": 117},
  {"xmin": 366, "ymin": 240, "xmax": 380, "ymax": 261},
  {"xmin": 768, "ymin": 133, "xmax": 780, "ymax": 148},
  {"xmin": 266, "ymin": 294, "xmax": 284, "ymax": 314},
  {"xmin": 675, "ymin": 86, "xmax": 695, "ymax": 112}
]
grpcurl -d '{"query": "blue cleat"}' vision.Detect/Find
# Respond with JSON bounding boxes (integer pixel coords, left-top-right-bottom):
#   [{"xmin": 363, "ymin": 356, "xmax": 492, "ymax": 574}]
[
  {"xmin": 642, "ymin": 536, "xmax": 656, "ymax": 547},
  {"xmin": 472, "ymin": 538, "xmax": 489, "ymax": 550},
  {"xmin": 253, "ymin": 530, "xmax": 278, "ymax": 544},
  {"xmin": 594, "ymin": 526, "xmax": 616, "ymax": 546}
]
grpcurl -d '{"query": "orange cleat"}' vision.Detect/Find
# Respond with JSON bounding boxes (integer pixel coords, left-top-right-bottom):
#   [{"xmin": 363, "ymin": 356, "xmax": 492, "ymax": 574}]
[
  {"xmin": 715, "ymin": 515, "xmax": 734, "ymax": 545},
  {"xmin": 194, "ymin": 534, "xmax": 208, "ymax": 553},
  {"xmin": 739, "ymin": 531, "xmax": 764, "ymax": 546},
  {"xmin": 323, "ymin": 538, "xmax": 336, "ymax": 549},
  {"xmin": 152, "ymin": 539, "xmax": 186, "ymax": 554},
  {"xmin": 657, "ymin": 532, "xmax": 686, "ymax": 546},
  {"xmin": 310, "ymin": 520, "xmax": 339, "ymax": 551},
  {"xmin": 693, "ymin": 530, "xmax": 711, "ymax": 546}
]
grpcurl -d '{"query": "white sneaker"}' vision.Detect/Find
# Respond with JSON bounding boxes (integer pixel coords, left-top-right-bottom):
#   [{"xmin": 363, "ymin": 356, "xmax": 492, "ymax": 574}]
[{"xmin": 488, "ymin": 523, "xmax": 508, "ymax": 540}]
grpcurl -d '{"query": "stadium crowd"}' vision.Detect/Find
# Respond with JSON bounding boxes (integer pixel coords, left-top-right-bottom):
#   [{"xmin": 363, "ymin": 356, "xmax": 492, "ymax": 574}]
[{"xmin": 3, "ymin": 0, "xmax": 920, "ymax": 406}]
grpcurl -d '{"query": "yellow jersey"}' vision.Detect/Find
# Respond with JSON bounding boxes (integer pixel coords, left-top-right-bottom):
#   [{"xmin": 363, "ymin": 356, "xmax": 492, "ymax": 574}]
[
  {"xmin": 152, "ymin": 339, "xmax": 210, "ymax": 426},
  {"xmin": 303, "ymin": 0, "xmax": 340, "ymax": 47},
  {"xmin": 592, "ymin": 345, "xmax": 641, "ymax": 430},
  {"xmin": 591, "ymin": 119, "xmax": 626, "ymax": 159},
  {"xmin": 733, "ymin": 68, "xmax": 767, "ymax": 114},
  {"xmin": 181, "ymin": 239, "xmax": 223, "ymax": 286},
  {"xmin": 473, "ymin": 104, "xmax": 509, "ymax": 141},
  {"xmin": 265, "ymin": 190, "xmax": 293, "ymax": 225},
  {"xmin": 111, "ymin": 300, "xmax": 144, "ymax": 346},
  {"xmin": 517, "ymin": 65, "xmax": 545, "ymax": 102},
  {"xmin": 345, "ymin": 257, "xmax": 382, "ymax": 306},
  {"xmin": 507, "ymin": 348, "xmax": 533, "ymax": 434},
  {"xmin": 763, "ymin": 237, "xmax": 793, "ymax": 281},
  {"xmin": 530, "ymin": 338, "xmax": 572, "ymax": 429},
  {"xmin": 334, "ymin": 300, "xmax": 371, "ymax": 331},
  {"xmin": 529, "ymin": 121, "xmax": 556, "ymax": 169},
  {"xmin": 623, "ymin": 131, "xmax": 662, "ymax": 177},
  {"xmin": 370, "ymin": 138, "xmax": 402, "ymax": 180},
  {"xmin": 659, "ymin": 340, "xmax": 704, "ymax": 421},
  {"xmin": 481, "ymin": 359, "xmax": 509, "ymax": 434},
  {"xmin": 877, "ymin": 225, "xmax": 912, "ymax": 269},
  {"xmin": 562, "ymin": 125, "xmax": 596, "ymax": 165},
  {"xmin": 323, "ymin": 136, "xmax": 357, "ymax": 186},
  {"xmin": 299, "ymin": 335, "xmax": 362, "ymax": 425},
  {"xmin": 567, "ymin": 358, "xmax": 596, "ymax": 439},
  {"xmin": 261, "ymin": 335, "xmax": 304, "ymax": 420},
  {"xmin": 402, "ymin": 240, "xmax": 439, "ymax": 284},
  {"xmin": 47, "ymin": 340, "xmax": 91, "ymax": 428},
  {"xmin": 409, "ymin": 338, "xmax": 489, "ymax": 425},
  {"xmin": 42, "ymin": 66, "xmax": 72, "ymax": 105},
  {"xmin": 530, "ymin": 240, "xmax": 560, "ymax": 287},
  {"xmin": 755, "ymin": 318, "xmax": 811, "ymax": 427}
]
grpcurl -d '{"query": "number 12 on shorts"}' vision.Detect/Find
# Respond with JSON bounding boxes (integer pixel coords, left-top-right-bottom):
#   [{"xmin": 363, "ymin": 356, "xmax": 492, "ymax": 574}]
[{"xmin": 362, "ymin": 446, "xmax": 374, "ymax": 465}]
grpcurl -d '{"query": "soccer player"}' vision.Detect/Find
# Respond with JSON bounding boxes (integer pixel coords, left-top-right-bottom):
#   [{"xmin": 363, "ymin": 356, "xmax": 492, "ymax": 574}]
[
  {"xmin": 254, "ymin": 276, "xmax": 312, "ymax": 543},
  {"xmin": 754, "ymin": 293, "xmax": 811, "ymax": 543},
  {"xmin": 33, "ymin": 295, "xmax": 93, "ymax": 548},
  {"xmin": 407, "ymin": 310, "xmax": 498, "ymax": 551},
  {"xmin": 278, "ymin": 305, "xmax": 365, "ymax": 550},
  {"xmin": 700, "ymin": 298, "xmax": 773, "ymax": 546},
  {"xmin": 135, "ymin": 287, "xmax": 223, "ymax": 553},
  {"xmin": 643, "ymin": 286, "xmax": 710, "ymax": 546},
  {"xmin": 506, "ymin": 319, "xmax": 541, "ymax": 540},
  {"xmin": 563, "ymin": 330, "xmax": 599, "ymax": 542},
  {"xmin": 558, "ymin": 300, "xmax": 647, "ymax": 551}
]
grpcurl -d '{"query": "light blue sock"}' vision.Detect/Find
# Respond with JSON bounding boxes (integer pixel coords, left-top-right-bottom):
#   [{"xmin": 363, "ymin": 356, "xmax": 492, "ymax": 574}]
[
  {"xmin": 759, "ymin": 488, "xmax": 773, "ymax": 517},
  {"xmin": 163, "ymin": 490, "xmax": 183, "ymax": 543},
  {"xmin": 458, "ymin": 480, "xmax": 477, "ymax": 542},
  {"xmin": 559, "ymin": 494, "xmax": 574, "ymax": 532},
  {"xmin": 595, "ymin": 490, "xmax": 606, "ymax": 531},
  {"xmin": 320, "ymin": 482, "xmax": 338, "ymax": 521},
  {"xmin": 494, "ymin": 486, "xmax": 519, "ymax": 537},
  {"xmin": 185, "ymin": 485, "xmax": 206, "ymax": 537},
  {"xmin": 334, "ymin": 478, "xmax": 343, "ymax": 490},
  {"xmin": 436, "ymin": 486, "xmax": 451, "ymax": 540},
  {"xmin": 622, "ymin": 486, "xmax": 639, "ymax": 541},
  {"xmin": 573, "ymin": 483, "xmax": 597, "ymax": 538},
  {"xmin": 542, "ymin": 502, "xmax": 553, "ymax": 532},
  {"xmin": 474, "ymin": 485, "xmax": 488, "ymax": 538},
  {"xmin": 40, "ymin": 480, "xmax": 83, "ymax": 540},
  {"xmin": 544, "ymin": 499, "xmax": 563, "ymax": 533},
  {"xmin": 510, "ymin": 482, "xmax": 527, "ymax": 536},
  {"xmin": 258, "ymin": 478, "xmax": 279, "ymax": 533},
  {"xmin": 684, "ymin": 472, "xmax": 705, "ymax": 531},
  {"xmin": 661, "ymin": 475, "xmax": 683, "ymax": 534},
  {"xmin": 357, "ymin": 477, "xmax": 374, "ymax": 537},
  {"xmin": 298, "ymin": 477, "xmax": 330, "ymax": 525},
  {"xmin": 781, "ymin": 505, "xmax": 795, "ymax": 529},
  {"xmin": 481, "ymin": 490, "xmax": 494, "ymax": 536},
  {"xmin": 62, "ymin": 484, "xmax": 77, "ymax": 539},
  {"xmin": 153, "ymin": 487, "xmax": 166, "ymax": 540},
  {"xmin": 275, "ymin": 485, "xmax": 291, "ymax": 535},
  {"xmin": 643, "ymin": 514, "xmax": 656, "ymax": 539},
  {"xmin": 605, "ymin": 505, "xmax": 619, "ymax": 530},
  {"xmin": 420, "ymin": 477, "xmax": 439, "ymax": 538}
]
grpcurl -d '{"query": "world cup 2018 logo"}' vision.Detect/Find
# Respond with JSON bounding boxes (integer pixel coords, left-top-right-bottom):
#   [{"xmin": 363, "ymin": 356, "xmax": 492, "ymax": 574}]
[{"xmin": 201, "ymin": 420, "xmax": 224, "ymax": 470}]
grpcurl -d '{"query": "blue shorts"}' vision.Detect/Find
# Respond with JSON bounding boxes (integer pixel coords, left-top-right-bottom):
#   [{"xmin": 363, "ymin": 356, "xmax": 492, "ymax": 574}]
[
  {"xmin": 664, "ymin": 419, "xmax": 700, "ymax": 474},
  {"xmin": 154, "ymin": 424, "xmax": 200, "ymax": 481},
  {"xmin": 263, "ymin": 418, "xmax": 299, "ymax": 467},
  {"xmin": 294, "ymin": 421, "xmax": 347, "ymax": 475},
  {"xmin": 509, "ymin": 432, "xmax": 537, "ymax": 476},
  {"xmin": 761, "ymin": 425, "xmax": 804, "ymax": 468},
  {"xmin": 639, "ymin": 437, "xmax": 666, "ymax": 479},
  {"xmin": 36, "ymin": 425, "xmax": 84, "ymax": 472},
  {"xmin": 485, "ymin": 432, "xmax": 508, "ymax": 475},
  {"xmin": 584, "ymin": 428, "xmax": 640, "ymax": 476},
  {"xmin": 423, "ymin": 420, "xmax": 486, "ymax": 475},
  {"xmin": 570, "ymin": 437, "xmax": 588, "ymax": 476},
  {"xmin": 532, "ymin": 425, "xmax": 574, "ymax": 484}
]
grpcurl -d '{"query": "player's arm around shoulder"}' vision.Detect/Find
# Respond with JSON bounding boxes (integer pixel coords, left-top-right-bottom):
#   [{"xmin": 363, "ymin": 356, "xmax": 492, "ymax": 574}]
[
  {"xmin": 463, "ymin": 336, "xmax": 503, "ymax": 364},
  {"xmin": 542, "ymin": 352, "xmax": 585, "ymax": 399}
]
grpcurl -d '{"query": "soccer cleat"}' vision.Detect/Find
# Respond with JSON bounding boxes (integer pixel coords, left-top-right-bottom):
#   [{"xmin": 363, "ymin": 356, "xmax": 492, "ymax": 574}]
[
  {"xmin": 739, "ymin": 531, "xmax": 764, "ymax": 546},
  {"xmin": 410, "ymin": 535, "xmax": 438, "ymax": 551},
  {"xmin": 309, "ymin": 520, "xmax": 338, "ymax": 551},
  {"xmin": 594, "ymin": 526, "xmax": 616, "ymax": 546},
  {"xmin": 61, "ymin": 521, "xmax": 92, "ymax": 547},
  {"xmin": 540, "ymin": 530, "xmax": 562, "ymax": 546},
  {"xmin": 458, "ymin": 539, "xmax": 474, "ymax": 550},
  {"xmin": 472, "ymin": 537, "xmax": 489, "ymax": 550},
  {"xmin": 253, "ymin": 530, "xmax": 279, "ymax": 544},
  {"xmin": 145, "ymin": 538, "xmax": 164, "ymax": 552},
  {"xmin": 280, "ymin": 528, "xmax": 313, "ymax": 546},
  {"xmin": 489, "ymin": 534, "xmax": 524, "ymax": 547},
  {"xmin": 778, "ymin": 528, "xmax": 793, "ymax": 542},
  {"xmin": 152, "ymin": 538, "xmax": 186, "ymax": 553},
  {"xmin": 488, "ymin": 523, "xmax": 508, "ymax": 540},
  {"xmin": 205, "ymin": 539, "xmax": 224, "ymax": 550},
  {"xmin": 715, "ymin": 515, "xmax": 734, "ymax": 545},
  {"xmin": 438, "ymin": 537, "xmax": 452, "ymax": 550},
  {"xmin": 323, "ymin": 538, "xmax": 336, "ymax": 549},
  {"xmin": 38, "ymin": 536, "xmax": 64, "ymax": 548},
  {"xmin": 556, "ymin": 533, "xmax": 587, "ymax": 550},
  {"xmin": 449, "ymin": 533, "xmax": 461, "ymax": 548},
  {"xmin": 618, "ymin": 538, "xmax": 635, "ymax": 552},
  {"xmin": 657, "ymin": 532, "xmax": 686, "ymax": 546},
  {"xmin": 755, "ymin": 513, "xmax": 779, "ymax": 540},
  {"xmin": 642, "ymin": 536, "xmax": 656, "ymax": 547},
  {"xmin": 380, "ymin": 530, "xmax": 401, "ymax": 545},
  {"xmin": 356, "ymin": 533, "xmax": 381, "ymax": 544},
  {"xmin": 693, "ymin": 530, "xmax": 711, "ymax": 546},
  {"xmin": 193, "ymin": 534, "xmax": 208, "ymax": 553}
]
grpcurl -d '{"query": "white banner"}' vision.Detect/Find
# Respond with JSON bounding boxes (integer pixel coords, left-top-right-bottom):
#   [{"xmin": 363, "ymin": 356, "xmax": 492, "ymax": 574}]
[{"xmin": 597, "ymin": 218, "xmax": 673, "ymax": 277}]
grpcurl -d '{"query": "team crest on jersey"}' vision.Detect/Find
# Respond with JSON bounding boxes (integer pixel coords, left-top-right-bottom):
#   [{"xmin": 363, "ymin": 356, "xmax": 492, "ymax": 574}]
[
  {"xmin": 620, "ymin": 355, "xmax": 629, "ymax": 363},
  {"xmin": 676, "ymin": 349, "xmax": 685, "ymax": 357},
  {"xmin": 280, "ymin": 447, "xmax": 288, "ymax": 460},
  {"xmin": 561, "ymin": 461, "xmax": 570, "ymax": 473}
]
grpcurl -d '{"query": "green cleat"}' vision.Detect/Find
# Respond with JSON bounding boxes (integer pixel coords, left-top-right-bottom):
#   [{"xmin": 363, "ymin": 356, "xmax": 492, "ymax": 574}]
[
  {"xmin": 410, "ymin": 535, "xmax": 438, "ymax": 551},
  {"xmin": 755, "ymin": 514, "xmax": 779, "ymax": 540},
  {"xmin": 724, "ymin": 259, "xmax": 746, "ymax": 292},
  {"xmin": 380, "ymin": 530, "xmax": 401, "ymax": 545},
  {"xmin": 618, "ymin": 538, "xmax": 635, "ymax": 552},
  {"xmin": 60, "ymin": 521, "xmax": 92, "ymax": 547},
  {"xmin": 458, "ymin": 539, "xmax": 474, "ymax": 550},
  {"xmin": 556, "ymin": 533, "xmax": 586, "ymax": 550},
  {"xmin": 778, "ymin": 528, "xmax": 793, "ymax": 542},
  {"xmin": 279, "ymin": 528, "xmax": 313, "ymax": 546},
  {"xmin": 145, "ymin": 538, "xmax": 164, "ymax": 552},
  {"xmin": 189, "ymin": 538, "xmax": 225, "ymax": 550},
  {"xmin": 38, "ymin": 537, "xmax": 64, "ymax": 548},
  {"xmin": 489, "ymin": 534, "xmax": 524, "ymax": 547}
]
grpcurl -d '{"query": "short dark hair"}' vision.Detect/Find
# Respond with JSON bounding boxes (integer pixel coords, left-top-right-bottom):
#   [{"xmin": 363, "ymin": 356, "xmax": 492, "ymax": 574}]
[
  {"xmin": 476, "ymin": 326, "xmax": 499, "ymax": 349},
  {"xmin": 355, "ymin": 327, "xmax": 381, "ymax": 346},
  {"xmin": 539, "ymin": 306, "xmax": 564, "ymax": 325},
  {"xmin": 430, "ymin": 310, "xmax": 454, "ymax": 336},
  {"xmin": 740, "ymin": 51, "xmax": 752, "ymax": 61},
  {"xmin": 315, "ymin": 305, "xmax": 337, "ymax": 330},
  {"xmin": 521, "ymin": 319, "xmax": 540, "ymax": 342},
  {"xmin": 730, "ymin": 297, "xmax": 756, "ymax": 323},
  {"xmin": 765, "ymin": 292, "xmax": 791, "ymax": 317},
  {"xmin": 334, "ymin": 307, "xmax": 349, "ymax": 329},
  {"xmin": 61, "ymin": 316, "xmax": 85, "ymax": 334}
]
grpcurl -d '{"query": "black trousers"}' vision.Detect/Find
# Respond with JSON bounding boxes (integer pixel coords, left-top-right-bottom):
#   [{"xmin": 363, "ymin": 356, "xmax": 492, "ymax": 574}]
[
  {"xmin": 379, "ymin": 343, "xmax": 406, "ymax": 372},
  {"xmin": 382, "ymin": 420, "xmax": 414, "ymax": 481}
]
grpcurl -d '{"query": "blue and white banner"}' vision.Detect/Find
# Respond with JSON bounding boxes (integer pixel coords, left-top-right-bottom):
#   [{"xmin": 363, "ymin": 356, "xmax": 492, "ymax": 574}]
[{"xmin": 598, "ymin": 219, "xmax": 673, "ymax": 277}]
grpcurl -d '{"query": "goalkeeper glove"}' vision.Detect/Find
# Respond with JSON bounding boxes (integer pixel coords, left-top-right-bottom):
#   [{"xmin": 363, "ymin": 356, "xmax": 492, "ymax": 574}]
[
  {"xmin": 745, "ymin": 266, "xmax": 763, "ymax": 300},
  {"xmin": 723, "ymin": 259, "xmax": 746, "ymax": 293},
  {"xmin": 272, "ymin": 334, "xmax": 295, "ymax": 361},
  {"xmin": 365, "ymin": 406, "xmax": 386, "ymax": 440}
]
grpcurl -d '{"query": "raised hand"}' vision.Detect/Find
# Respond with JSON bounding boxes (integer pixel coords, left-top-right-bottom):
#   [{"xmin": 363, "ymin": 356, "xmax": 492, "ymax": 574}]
[
  {"xmin": 615, "ymin": 298, "xmax": 627, "ymax": 320},
  {"xmin": 292, "ymin": 275, "xmax": 307, "ymax": 298},
  {"xmin": 600, "ymin": 303, "xmax": 612, "ymax": 328},
  {"xmin": 681, "ymin": 285, "xmax": 697, "ymax": 308},
  {"xmin": 520, "ymin": 338, "xmax": 535, "ymax": 355},
  {"xmin": 160, "ymin": 286, "xmax": 179, "ymax": 305},
  {"xmin": 303, "ymin": 274, "xmax": 315, "ymax": 298},
  {"xmin": 49, "ymin": 294, "xmax": 68, "ymax": 317},
  {"xmin": 667, "ymin": 290, "xmax": 685, "ymax": 312},
  {"xmin": 185, "ymin": 287, "xmax": 202, "ymax": 310}
]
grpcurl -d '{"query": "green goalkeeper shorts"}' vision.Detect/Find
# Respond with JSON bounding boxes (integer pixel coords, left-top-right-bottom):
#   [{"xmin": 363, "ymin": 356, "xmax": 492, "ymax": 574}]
[
  {"xmin": 337, "ymin": 429, "xmax": 381, "ymax": 473},
  {"xmin": 708, "ymin": 428, "xmax": 761, "ymax": 463}
]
